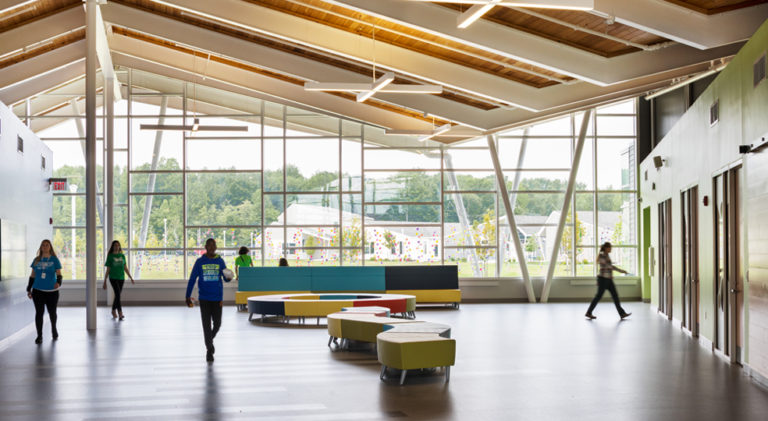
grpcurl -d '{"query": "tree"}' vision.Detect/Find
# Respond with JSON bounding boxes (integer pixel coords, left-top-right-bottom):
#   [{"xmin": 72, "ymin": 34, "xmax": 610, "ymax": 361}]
[
  {"xmin": 562, "ymin": 210, "xmax": 586, "ymax": 270},
  {"xmin": 383, "ymin": 231, "xmax": 397, "ymax": 255}
]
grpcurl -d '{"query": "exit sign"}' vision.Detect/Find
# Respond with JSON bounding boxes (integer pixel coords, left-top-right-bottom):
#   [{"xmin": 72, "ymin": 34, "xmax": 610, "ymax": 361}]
[{"xmin": 49, "ymin": 178, "xmax": 68, "ymax": 192}]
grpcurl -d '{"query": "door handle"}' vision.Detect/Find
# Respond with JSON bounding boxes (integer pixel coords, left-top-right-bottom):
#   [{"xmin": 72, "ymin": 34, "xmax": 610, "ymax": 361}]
[{"xmin": 730, "ymin": 289, "xmax": 740, "ymax": 294}]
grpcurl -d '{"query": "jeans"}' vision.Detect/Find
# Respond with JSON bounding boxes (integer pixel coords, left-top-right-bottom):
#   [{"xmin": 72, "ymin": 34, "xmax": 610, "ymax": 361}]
[
  {"xmin": 32, "ymin": 289, "xmax": 59, "ymax": 337},
  {"xmin": 199, "ymin": 299, "xmax": 222, "ymax": 352},
  {"xmin": 110, "ymin": 278, "xmax": 125, "ymax": 312},
  {"xmin": 586, "ymin": 276, "xmax": 627, "ymax": 316}
]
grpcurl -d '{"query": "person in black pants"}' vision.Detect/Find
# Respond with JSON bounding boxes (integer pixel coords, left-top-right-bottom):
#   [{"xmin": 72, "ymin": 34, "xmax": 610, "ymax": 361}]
[
  {"xmin": 102, "ymin": 240, "xmax": 135, "ymax": 320},
  {"xmin": 585, "ymin": 242, "xmax": 631, "ymax": 320},
  {"xmin": 26, "ymin": 239, "xmax": 63, "ymax": 344},
  {"xmin": 186, "ymin": 239, "xmax": 231, "ymax": 362}
]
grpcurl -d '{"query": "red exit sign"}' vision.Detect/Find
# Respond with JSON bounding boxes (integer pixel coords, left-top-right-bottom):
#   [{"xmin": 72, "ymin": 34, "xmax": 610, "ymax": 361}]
[{"xmin": 49, "ymin": 178, "xmax": 68, "ymax": 192}]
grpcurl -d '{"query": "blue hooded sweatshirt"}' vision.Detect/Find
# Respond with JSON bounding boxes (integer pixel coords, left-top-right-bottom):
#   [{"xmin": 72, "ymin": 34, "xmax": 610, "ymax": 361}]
[{"xmin": 186, "ymin": 254, "xmax": 229, "ymax": 301}]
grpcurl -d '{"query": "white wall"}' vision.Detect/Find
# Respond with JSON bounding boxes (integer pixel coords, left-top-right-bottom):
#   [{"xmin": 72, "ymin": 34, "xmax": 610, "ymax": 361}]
[{"xmin": 0, "ymin": 101, "xmax": 53, "ymax": 343}]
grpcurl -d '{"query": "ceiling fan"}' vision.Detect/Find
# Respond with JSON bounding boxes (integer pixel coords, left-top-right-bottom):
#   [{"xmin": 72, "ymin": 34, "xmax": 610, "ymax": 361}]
[{"xmin": 406, "ymin": 0, "xmax": 594, "ymax": 28}]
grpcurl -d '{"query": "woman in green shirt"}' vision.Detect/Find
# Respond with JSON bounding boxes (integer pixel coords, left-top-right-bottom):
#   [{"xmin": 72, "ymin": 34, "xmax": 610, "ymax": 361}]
[
  {"xmin": 102, "ymin": 240, "xmax": 134, "ymax": 320},
  {"xmin": 235, "ymin": 246, "xmax": 254, "ymax": 279}
]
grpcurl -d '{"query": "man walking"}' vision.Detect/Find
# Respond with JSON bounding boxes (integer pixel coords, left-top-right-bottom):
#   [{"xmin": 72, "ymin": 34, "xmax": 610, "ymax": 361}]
[{"xmin": 186, "ymin": 238, "xmax": 230, "ymax": 362}]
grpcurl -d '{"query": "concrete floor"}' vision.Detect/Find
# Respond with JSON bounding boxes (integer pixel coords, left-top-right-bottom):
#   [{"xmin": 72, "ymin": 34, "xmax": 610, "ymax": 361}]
[{"xmin": 0, "ymin": 302, "xmax": 767, "ymax": 420}]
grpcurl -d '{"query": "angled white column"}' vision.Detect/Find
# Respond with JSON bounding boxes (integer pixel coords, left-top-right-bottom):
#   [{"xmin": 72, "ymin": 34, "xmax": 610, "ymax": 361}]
[
  {"xmin": 540, "ymin": 109, "xmax": 592, "ymax": 303},
  {"xmin": 85, "ymin": 0, "xmax": 98, "ymax": 331},
  {"xmin": 93, "ymin": 4, "xmax": 122, "ymax": 102},
  {"xmin": 488, "ymin": 135, "xmax": 534, "ymax": 302},
  {"xmin": 509, "ymin": 128, "xmax": 529, "ymax": 210}
]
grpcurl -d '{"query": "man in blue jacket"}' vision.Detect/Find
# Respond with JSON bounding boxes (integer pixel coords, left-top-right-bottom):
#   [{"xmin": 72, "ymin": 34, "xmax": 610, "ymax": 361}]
[{"xmin": 186, "ymin": 238, "xmax": 229, "ymax": 362}]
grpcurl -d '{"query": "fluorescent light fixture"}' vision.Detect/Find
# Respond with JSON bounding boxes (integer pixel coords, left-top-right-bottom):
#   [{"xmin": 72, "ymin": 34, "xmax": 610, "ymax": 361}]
[
  {"xmin": 140, "ymin": 123, "xmax": 248, "ymax": 132},
  {"xmin": 645, "ymin": 64, "xmax": 728, "ymax": 100},
  {"xmin": 356, "ymin": 72, "xmax": 395, "ymax": 102},
  {"xmin": 458, "ymin": 1, "xmax": 502, "ymax": 28},
  {"xmin": 418, "ymin": 124, "xmax": 452, "ymax": 142},
  {"xmin": 412, "ymin": 0, "xmax": 592, "ymax": 9},
  {"xmin": 304, "ymin": 82, "xmax": 442, "ymax": 94}
]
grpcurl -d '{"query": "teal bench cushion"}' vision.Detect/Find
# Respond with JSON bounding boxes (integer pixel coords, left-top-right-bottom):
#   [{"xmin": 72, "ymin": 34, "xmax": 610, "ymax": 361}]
[
  {"xmin": 238, "ymin": 267, "xmax": 312, "ymax": 291},
  {"xmin": 311, "ymin": 267, "xmax": 385, "ymax": 292}
]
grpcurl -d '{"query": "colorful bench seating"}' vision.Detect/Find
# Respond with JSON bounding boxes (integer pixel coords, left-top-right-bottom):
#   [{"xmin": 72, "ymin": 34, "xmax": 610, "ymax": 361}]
[{"xmin": 247, "ymin": 293, "xmax": 416, "ymax": 322}]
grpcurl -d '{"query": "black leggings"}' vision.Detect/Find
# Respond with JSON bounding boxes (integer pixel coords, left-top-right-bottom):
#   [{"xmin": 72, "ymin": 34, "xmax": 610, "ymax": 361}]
[
  {"xmin": 32, "ymin": 289, "xmax": 59, "ymax": 337},
  {"xmin": 586, "ymin": 276, "xmax": 627, "ymax": 316},
  {"xmin": 110, "ymin": 278, "xmax": 125, "ymax": 312}
]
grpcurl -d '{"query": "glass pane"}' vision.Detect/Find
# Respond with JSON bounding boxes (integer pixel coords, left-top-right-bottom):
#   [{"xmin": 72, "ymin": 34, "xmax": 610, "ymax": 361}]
[
  {"xmin": 46, "ymin": 141, "xmax": 85, "ymax": 187},
  {"xmin": 365, "ymin": 171, "xmax": 440, "ymax": 203},
  {"xmin": 52, "ymin": 228, "xmax": 88, "ymax": 280},
  {"xmin": 132, "ymin": 250, "xmax": 184, "ymax": 280},
  {"xmin": 286, "ymin": 138, "xmax": 338, "ymax": 191},
  {"xmin": 343, "ymin": 195, "xmax": 363, "ymax": 247},
  {"xmin": 444, "ymin": 193, "xmax": 496, "ymax": 247},
  {"xmin": 341, "ymin": 139, "xmax": 361, "ymax": 192},
  {"xmin": 444, "ymin": 148, "xmax": 493, "ymax": 169},
  {"xmin": 576, "ymin": 247, "xmax": 596, "ymax": 276},
  {"xmin": 186, "ymin": 138, "xmax": 261, "ymax": 170},
  {"xmin": 114, "ymin": 152, "xmax": 129, "ymax": 204},
  {"xmin": 263, "ymin": 138, "xmax": 283, "ymax": 192},
  {"xmin": 597, "ymin": 100, "xmax": 635, "ymax": 115},
  {"xmin": 186, "ymin": 228, "xmax": 262, "ymax": 249},
  {"xmin": 130, "ymin": 195, "xmax": 183, "ymax": 248},
  {"xmin": 130, "ymin": 119, "xmax": 183, "ymax": 170},
  {"xmin": 288, "ymin": 226, "xmax": 340, "ymax": 247},
  {"xmin": 596, "ymin": 116, "xmax": 636, "ymax": 136},
  {"xmin": 364, "ymin": 148, "xmax": 441, "ymax": 170},
  {"xmin": 443, "ymin": 171, "xmax": 496, "ymax": 191},
  {"xmin": 131, "ymin": 95, "xmax": 183, "ymax": 115},
  {"xmin": 284, "ymin": 194, "xmax": 340, "ymax": 225},
  {"xmin": 264, "ymin": 228, "xmax": 285, "ymax": 262},
  {"xmin": 343, "ymin": 249, "xmax": 363, "ymax": 265},
  {"xmin": 511, "ymin": 193, "xmax": 565, "ymax": 217},
  {"xmin": 446, "ymin": 248, "xmax": 496, "ymax": 277},
  {"xmin": 575, "ymin": 195, "xmax": 595, "ymax": 246},
  {"xmin": 508, "ymin": 171, "xmax": 569, "ymax": 191},
  {"xmin": 575, "ymin": 138, "xmax": 594, "ymax": 190},
  {"xmin": 365, "ymin": 204, "xmax": 441, "ymax": 224},
  {"xmin": 263, "ymin": 194, "xmax": 284, "ymax": 226},
  {"xmin": 285, "ymin": 249, "xmax": 340, "ymax": 266},
  {"xmin": 364, "ymin": 226, "xmax": 440, "ymax": 264},
  {"xmin": 186, "ymin": 173, "xmax": 261, "ymax": 226},
  {"xmin": 286, "ymin": 107, "xmax": 339, "ymax": 136},
  {"xmin": 597, "ymin": 193, "xmax": 636, "ymax": 245},
  {"xmin": 610, "ymin": 247, "xmax": 638, "ymax": 276},
  {"xmin": 53, "ymin": 195, "xmax": 85, "ymax": 226},
  {"xmin": 130, "ymin": 172, "xmax": 182, "ymax": 193},
  {"xmin": 527, "ymin": 115, "xmax": 572, "ymax": 136},
  {"xmin": 596, "ymin": 138, "xmax": 635, "ymax": 190}
]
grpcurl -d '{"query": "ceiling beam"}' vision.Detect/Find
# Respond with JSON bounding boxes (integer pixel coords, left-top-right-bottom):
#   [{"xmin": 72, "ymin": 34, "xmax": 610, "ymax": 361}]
[
  {"xmin": 0, "ymin": 40, "xmax": 86, "ymax": 91},
  {"xmin": 131, "ymin": 0, "xmax": 542, "ymax": 111},
  {"xmin": 0, "ymin": 59, "xmax": 85, "ymax": 105},
  {"xmin": 0, "ymin": 0, "xmax": 35, "ymax": 14},
  {"xmin": 100, "ymin": 1, "xmax": 494, "ymax": 129},
  {"xmin": 592, "ymin": 0, "xmax": 768, "ymax": 50},
  {"xmin": 108, "ymin": 36, "xmax": 440, "ymax": 133},
  {"xmin": 327, "ymin": 0, "xmax": 757, "ymax": 85},
  {"xmin": 0, "ymin": 4, "xmax": 84, "ymax": 58}
]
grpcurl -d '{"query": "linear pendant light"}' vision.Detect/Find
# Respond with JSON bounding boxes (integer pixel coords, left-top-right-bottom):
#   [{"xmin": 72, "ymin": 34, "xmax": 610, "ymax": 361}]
[
  {"xmin": 409, "ymin": 0, "xmax": 594, "ymax": 28},
  {"xmin": 644, "ymin": 63, "xmax": 728, "ymax": 100}
]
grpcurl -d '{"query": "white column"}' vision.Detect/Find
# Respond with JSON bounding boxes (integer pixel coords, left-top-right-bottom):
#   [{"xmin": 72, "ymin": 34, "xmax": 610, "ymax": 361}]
[
  {"xmin": 540, "ymin": 109, "xmax": 593, "ymax": 303},
  {"xmin": 488, "ymin": 135, "xmax": 535, "ymax": 303},
  {"xmin": 85, "ymin": 0, "xmax": 98, "ymax": 330}
]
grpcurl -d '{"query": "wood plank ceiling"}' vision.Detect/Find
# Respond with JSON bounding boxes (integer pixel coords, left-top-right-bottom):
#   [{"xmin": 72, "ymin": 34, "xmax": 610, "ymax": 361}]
[{"xmin": 662, "ymin": 0, "xmax": 768, "ymax": 14}]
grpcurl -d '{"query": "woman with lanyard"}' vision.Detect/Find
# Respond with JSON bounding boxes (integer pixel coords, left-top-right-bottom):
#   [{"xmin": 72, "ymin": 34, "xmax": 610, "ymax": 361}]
[
  {"xmin": 102, "ymin": 240, "xmax": 135, "ymax": 320},
  {"xmin": 26, "ymin": 239, "xmax": 63, "ymax": 344},
  {"xmin": 585, "ymin": 242, "xmax": 631, "ymax": 320}
]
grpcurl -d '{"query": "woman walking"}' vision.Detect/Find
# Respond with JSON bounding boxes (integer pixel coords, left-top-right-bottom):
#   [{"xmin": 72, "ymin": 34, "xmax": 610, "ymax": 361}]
[
  {"xmin": 234, "ymin": 246, "xmax": 254, "ymax": 280},
  {"xmin": 102, "ymin": 240, "xmax": 134, "ymax": 320},
  {"xmin": 585, "ymin": 242, "xmax": 631, "ymax": 320},
  {"xmin": 26, "ymin": 239, "xmax": 63, "ymax": 344}
]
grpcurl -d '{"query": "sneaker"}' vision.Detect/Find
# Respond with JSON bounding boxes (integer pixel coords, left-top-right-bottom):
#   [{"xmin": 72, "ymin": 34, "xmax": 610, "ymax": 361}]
[
  {"xmin": 111, "ymin": 310, "xmax": 117, "ymax": 319},
  {"xmin": 206, "ymin": 351, "xmax": 214, "ymax": 362},
  {"xmin": 620, "ymin": 312, "xmax": 632, "ymax": 320},
  {"xmin": 34, "ymin": 336, "xmax": 42, "ymax": 345},
  {"xmin": 585, "ymin": 313, "xmax": 596, "ymax": 320}
]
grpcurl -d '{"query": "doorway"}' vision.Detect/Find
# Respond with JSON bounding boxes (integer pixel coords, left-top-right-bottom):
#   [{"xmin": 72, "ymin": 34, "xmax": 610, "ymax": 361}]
[
  {"xmin": 658, "ymin": 199, "xmax": 673, "ymax": 319},
  {"xmin": 713, "ymin": 166, "xmax": 743, "ymax": 363},
  {"xmin": 681, "ymin": 186, "xmax": 699, "ymax": 336}
]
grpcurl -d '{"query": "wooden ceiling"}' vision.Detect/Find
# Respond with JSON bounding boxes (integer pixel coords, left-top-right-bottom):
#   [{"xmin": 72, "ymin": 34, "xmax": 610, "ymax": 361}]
[
  {"xmin": 663, "ymin": 0, "xmax": 768, "ymax": 14},
  {"xmin": 0, "ymin": 28, "xmax": 84, "ymax": 70},
  {"xmin": 244, "ymin": 0, "xmax": 573, "ymax": 88},
  {"xmin": 0, "ymin": 0, "xmax": 80, "ymax": 32},
  {"xmin": 439, "ymin": 3, "xmax": 671, "ymax": 58}
]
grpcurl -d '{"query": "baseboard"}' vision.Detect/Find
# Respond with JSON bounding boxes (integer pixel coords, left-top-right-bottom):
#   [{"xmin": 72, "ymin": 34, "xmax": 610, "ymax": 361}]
[
  {"xmin": 642, "ymin": 298, "xmax": 651, "ymax": 303},
  {"xmin": 744, "ymin": 364, "xmax": 768, "ymax": 391},
  {"xmin": 0, "ymin": 322, "xmax": 35, "ymax": 353},
  {"xmin": 698, "ymin": 335, "xmax": 714, "ymax": 353}
]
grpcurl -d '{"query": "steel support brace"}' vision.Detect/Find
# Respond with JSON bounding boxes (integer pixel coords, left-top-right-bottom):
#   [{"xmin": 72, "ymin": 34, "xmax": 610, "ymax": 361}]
[
  {"xmin": 540, "ymin": 109, "xmax": 593, "ymax": 303},
  {"xmin": 487, "ymin": 135, "xmax": 534, "ymax": 303}
]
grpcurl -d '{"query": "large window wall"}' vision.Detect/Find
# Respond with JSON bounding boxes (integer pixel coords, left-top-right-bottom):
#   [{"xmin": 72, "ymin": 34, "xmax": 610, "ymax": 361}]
[{"xmin": 17, "ymin": 68, "xmax": 638, "ymax": 282}]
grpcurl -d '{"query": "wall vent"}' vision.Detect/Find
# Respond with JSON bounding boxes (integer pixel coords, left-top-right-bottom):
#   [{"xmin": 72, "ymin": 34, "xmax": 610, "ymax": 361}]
[
  {"xmin": 41, "ymin": 155, "xmax": 46, "ymax": 170},
  {"xmin": 754, "ymin": 54, "xmax": 766, "ymax": 87},
  {"xmin": 710, "ymin": 100, "xmax": 719, "ymax": 126},
  {"xmin": 16, "ymin": 135, "xmax": 23, "ymax": 153}
]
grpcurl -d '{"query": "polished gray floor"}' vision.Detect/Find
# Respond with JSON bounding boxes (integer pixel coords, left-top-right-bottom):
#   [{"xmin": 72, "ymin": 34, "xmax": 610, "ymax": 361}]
[{"xmin": 0, "ymin": 302, "xmax": 767, "ymax": 420}]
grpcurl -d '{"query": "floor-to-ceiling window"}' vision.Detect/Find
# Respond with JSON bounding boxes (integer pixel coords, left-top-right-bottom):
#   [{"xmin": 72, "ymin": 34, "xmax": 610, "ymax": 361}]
[{"xmin": 15, "ymin": 68, "xmax": 638, "ymax": 283}]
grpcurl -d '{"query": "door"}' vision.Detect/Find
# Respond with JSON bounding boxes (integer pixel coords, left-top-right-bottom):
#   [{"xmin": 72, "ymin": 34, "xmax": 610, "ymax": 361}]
[
  {"xmin": 713, "ymin": 166, "xmax": 743, "ymax": 361},
  {"xmin": 681, "ymin": 186, "xmax": 699, "ymax": 336},
  {"xmin": 658, "ymin": 199, "xmax": 673, "ymax": 319}
]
